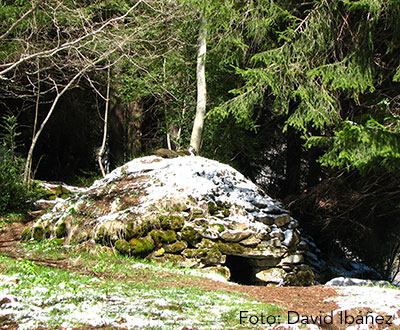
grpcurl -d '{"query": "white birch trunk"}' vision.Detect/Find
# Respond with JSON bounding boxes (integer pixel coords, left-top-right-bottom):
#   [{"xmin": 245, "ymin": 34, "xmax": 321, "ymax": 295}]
[
  {"xmin": 190, "ymin": 15, "xmax": 207, "ymax": 154},
  {"xmin": 97, "ymin": 67, "xmax": 111, "ymax": 177}
]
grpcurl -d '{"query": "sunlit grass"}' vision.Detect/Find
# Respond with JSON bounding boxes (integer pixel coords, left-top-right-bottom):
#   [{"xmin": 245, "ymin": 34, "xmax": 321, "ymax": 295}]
[{"xmin": 0, "ymin": 245, "xmax": 283, "ymax": 329}]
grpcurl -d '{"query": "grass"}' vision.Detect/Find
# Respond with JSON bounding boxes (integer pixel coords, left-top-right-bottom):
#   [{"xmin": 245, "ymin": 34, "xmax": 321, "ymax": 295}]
[{"xmin": 0, "ymin": 240, "xmax": 284, "ymax": 329}]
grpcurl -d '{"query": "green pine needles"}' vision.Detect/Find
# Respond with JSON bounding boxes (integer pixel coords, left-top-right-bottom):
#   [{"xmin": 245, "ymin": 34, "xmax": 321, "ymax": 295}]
[{"xmin": 211, "ymin": 0, "xmax": 400, "ymax": 174}]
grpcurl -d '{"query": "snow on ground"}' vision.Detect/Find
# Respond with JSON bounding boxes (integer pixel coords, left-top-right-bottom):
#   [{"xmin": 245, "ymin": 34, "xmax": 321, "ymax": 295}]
[
  {"xmin": 332, "ymin": 285, "xmax": 400, "ymax": 319},
  {"xmin": 0, "ymin": 271, "xmax": 249, "ymax": 330},
  {"xmin": 272, "ymin": 285, "xmax": 400, "ymax": 330}
]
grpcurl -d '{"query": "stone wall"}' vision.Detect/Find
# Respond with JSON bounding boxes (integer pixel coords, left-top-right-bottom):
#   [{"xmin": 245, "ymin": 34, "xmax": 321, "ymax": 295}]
[{"xmin": 24, "ymin": 156, "xmax": 315, "ymax": 286}]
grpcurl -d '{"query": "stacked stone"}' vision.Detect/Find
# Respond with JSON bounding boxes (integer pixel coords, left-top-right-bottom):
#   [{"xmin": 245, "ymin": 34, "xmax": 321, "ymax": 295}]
[
  {"xmin": 26, "ymin": 155, "xmax": 316, "ymax": 286},
  {"xmin": 91, "ymin": 197, "xmax": 315, "ymax": 286}
]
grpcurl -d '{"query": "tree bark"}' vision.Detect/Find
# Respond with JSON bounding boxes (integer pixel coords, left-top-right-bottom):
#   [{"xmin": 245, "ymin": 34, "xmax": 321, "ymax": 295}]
[
  {"xmin": 126, "ymin": 100, "xmax": 143, "ymax": 158},
  {"xmin": 97, "ymin": 67, "xmax": 111, "ymax": 177},
  {"xmin": 285, "ymin": 125, "xmax": 302, "ymax": 195},
  {"xmin": 190, "ymin": 15, "xmax": 207, "ymax": 154},
  {"xmin": 285, "ymin": 100, "xmax": 302, "ymax": 196}
]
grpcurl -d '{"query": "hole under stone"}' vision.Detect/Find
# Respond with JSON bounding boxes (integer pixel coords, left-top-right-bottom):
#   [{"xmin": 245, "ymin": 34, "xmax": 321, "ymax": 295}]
[{"xmin": 225, "ymin": 255, "xmax": 256, "ymax": 285}]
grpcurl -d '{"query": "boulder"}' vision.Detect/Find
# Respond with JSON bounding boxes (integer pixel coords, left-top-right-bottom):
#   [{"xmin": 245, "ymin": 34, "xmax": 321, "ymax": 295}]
[
  {"xmin": 325, "ymin": 277, "xmax": 391, "ymax": 287},
  {"xmin": 202, "ymin": 266, "xmax": 231, "ymax": 280},
  {"xmin": 220, "ymin": 230, "xmax": 252, "ymax": 242},
  {"xmin": 255, "ymin": 268, "xmax": 286, "ymax": 284}
]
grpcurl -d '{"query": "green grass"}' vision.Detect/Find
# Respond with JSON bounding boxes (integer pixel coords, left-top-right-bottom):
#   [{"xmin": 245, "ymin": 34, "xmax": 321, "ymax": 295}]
[{"xmin": 0, "ymin": 242, "xmax": 284, "ymax": 329}]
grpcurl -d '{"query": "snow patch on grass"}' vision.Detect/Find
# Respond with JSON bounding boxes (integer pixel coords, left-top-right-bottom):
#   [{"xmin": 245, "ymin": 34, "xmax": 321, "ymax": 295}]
[{"xmin": 0, "ymin": 257, "xmax": 272, "ymax": 329}]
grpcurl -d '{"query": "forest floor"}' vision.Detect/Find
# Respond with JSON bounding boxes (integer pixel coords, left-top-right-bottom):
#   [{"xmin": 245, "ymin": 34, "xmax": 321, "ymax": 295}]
[{"xmin": 0, "ymin": 219, "xmax": 399, "ymax": 330}]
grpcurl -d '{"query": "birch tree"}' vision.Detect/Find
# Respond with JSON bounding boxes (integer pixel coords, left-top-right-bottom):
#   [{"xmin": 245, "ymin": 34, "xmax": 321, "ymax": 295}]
[{"xmin": 189, "ymin": 15, "xmax": 207, "ymax": 154}]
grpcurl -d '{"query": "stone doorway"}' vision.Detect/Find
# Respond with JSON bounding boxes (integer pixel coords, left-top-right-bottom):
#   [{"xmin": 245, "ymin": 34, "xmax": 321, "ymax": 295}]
[{"xmin": 224, "ymin": 255, "xmax": 256, "ymax": 285}]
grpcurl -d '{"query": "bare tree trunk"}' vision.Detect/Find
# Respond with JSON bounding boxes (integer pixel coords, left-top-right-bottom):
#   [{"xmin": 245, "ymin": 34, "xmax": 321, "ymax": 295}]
[
  {"xmin": 126, "ymin": 100, "xmax": 143, "ymax": 158},
  {"xmin": 97, "ymin": 67, "xmax": 111, "ymax": 177},
  {"xmin": 190, "ymin": 15, "xmax": 207, "ymax": 154},
  {"xmin": 23, "ymin": 67, "xmax": 86, "ymax": 183},
  {"xmin": 25, "ymin": 64, "xmax": 41, "ymax": 186}
]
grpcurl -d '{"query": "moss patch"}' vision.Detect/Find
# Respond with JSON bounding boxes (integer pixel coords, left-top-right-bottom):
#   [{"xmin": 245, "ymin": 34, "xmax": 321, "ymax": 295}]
[
  {"xmin": 182, "ymin": 248, "xmax": 207, "ymax": 258},
  {"xmin": 129, "ymin": 236, "xmax": 155, "ymax": 256},
  {"xmin": 180, "ymin": 226, "xmax": 201, "ymax": 246},
  {"xmin": 150, "ymin": 229, "xmax": 177, "ymax": 245},
  {"xmin": 202, "ymin": 247, "xmax": 225, "ymax": 265},
  {"xmin": 160, "ymin": 214, "xmax": 185, "ymax": 231},
  {"xmin": 95, "ymin": 226, "xmax": 107, "ymax": 244},
  {"xmin": 55, "ymin": 222, "xmax": 67, "ymax": 238},
  {"xmin": 33, "ymin": 226, "xmax": 44, "ymax": 241},
  {"xmin": 115, "ymin": 239, "xmax": 130, "ymax": 255},
  {"xmin": 207, "ymin": 202, "xmax": 218, "ymax": 215},
  {"xmin": 126, "ymin": 221, "xmax": 149, "ymax": 240},
  {"xmin": 164, "ymin": 240, "xmax": 187, "ymax": 253},
  {"xmin": 215, "ymin": 242, "xmax": 244, "ymax": 255},
  {"xmin": 20, "ymin": 227, "xmax": 32, "ymax": 241}
]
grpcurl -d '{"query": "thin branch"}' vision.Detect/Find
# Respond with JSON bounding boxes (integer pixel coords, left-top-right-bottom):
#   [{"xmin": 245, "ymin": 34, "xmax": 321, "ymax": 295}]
[
  {"xmin": 1, "ymin": 0, "xmax": 143, "ymax": 79},
  {"xmin": 0, "ymin": 6, "xmax": 35, "ymax": 41}
]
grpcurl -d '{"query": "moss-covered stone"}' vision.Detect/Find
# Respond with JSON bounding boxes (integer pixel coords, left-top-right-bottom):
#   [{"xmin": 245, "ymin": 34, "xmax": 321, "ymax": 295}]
[
  {"xmin": 180, "ymin": 226, "xmax": 201, "ymax": 246},
  {"xmin": 129, "ymin": 236, "xmax": 155, "ymax": 256},
  {"xmin": 202, "ymin": 247, "xmax": 226, "ymax": 265},
  {"xmin": 190, "ymin": 208, "xmax": 205, "ymax": 219},
  {"xmin": 221, "ymin": 208, "xmax": 230, "ymax": 217},
  {"xmin": 115, "ymin": 239, "xmax": 130, "ymax": 255},
  {"xmin": 182, "ymin": 248, "xmax": 207, "ymax": 258},
  {"xmin": 95, "ymin": 225, "xmax": 107, "ymax": 243},
  {"xmin": 284, "ymin": 265, "xmax": 315, "ymax": 286},
  {"xmin": 207, "ymin": 202, "xmax": 218, "ymax": 215},
  {"xmin": 150, "ymin": 229, "xmax": 177, "ymax": 245},
  {"xmin": 202, "ymin": 266, "xmax": 231, "ymax": 280},
  {"xmin": 55, "ymin": 222, "xmax": 67, "ymax": 238},
  {"xmin": 153, "ymin": 253, "xmax": 185, "ymax": 265},
  {"xmin": 20, "ymin": 227, "xmax": 32, "ymax": 241},
  {"xmin": 208, "ymin": 201, "xmax": 230, "ymax": 217},
  {"xmin": 55, "ymin": 185, "xmax": 72, "ymax": 199},
  {"xmin": 164, "ymin": 240, "xmax": 187, "ymax": 253},
  {"xmin": 197, "ymin": 238, "xmax": 216, "ymax": 249},
  {"xmin": 160, "ymin": 214, "xmax": 185, "ymax": 231},
  {"xmin": 32, "ymin": 226, "xmax": 44, "ymax": 241},
  {"xmin": 215, "ymin": 242, "xmax": 245, "ymax": 255},
  {"xmin": 152, "ymin": 254, "xmax": 200, "ymax": 268},
  {"xmin": 126, "ymin": 221, "xmax": 149, "ymax": 240},
  {"xmin": 45, "ymin": 226, "xmax": 51, "ymax": 238},
  {"xmin": 210, "ymin": 224, "xmax": 225, "ymax": 233}
]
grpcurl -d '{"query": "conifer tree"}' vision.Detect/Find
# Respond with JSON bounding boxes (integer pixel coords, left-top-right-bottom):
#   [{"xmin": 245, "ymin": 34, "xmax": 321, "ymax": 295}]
[{"xmin": 215, "ymin": 0, "xmax": 400, "ymax": 173}]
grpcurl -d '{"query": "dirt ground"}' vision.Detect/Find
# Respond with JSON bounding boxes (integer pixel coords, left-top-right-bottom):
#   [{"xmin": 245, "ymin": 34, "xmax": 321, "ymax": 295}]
[{"xmin": 0, "ymin": 221, "xmax": 399, "ymax": 330}]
